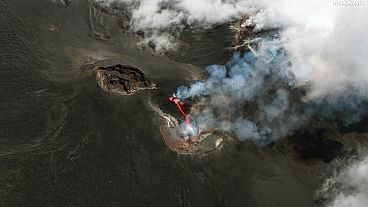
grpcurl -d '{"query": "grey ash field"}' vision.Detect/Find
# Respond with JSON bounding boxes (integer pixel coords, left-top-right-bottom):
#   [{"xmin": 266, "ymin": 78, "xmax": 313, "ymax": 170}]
[{"xmin": 1, "ymin": 1, "xmax": 368, "ymax": 207}]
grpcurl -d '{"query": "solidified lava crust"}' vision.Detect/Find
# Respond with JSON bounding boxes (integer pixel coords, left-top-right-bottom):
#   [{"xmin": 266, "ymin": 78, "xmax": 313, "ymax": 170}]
[{"xmin": 96, "ymin": 64, "xmax": 155, "ymax": 95}]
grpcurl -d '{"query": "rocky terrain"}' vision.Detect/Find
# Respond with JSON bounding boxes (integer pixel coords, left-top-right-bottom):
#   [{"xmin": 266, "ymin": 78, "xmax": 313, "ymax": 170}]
[{"xmin": 96, "ymin": 64, "xmax": 155, "ymax": 95}]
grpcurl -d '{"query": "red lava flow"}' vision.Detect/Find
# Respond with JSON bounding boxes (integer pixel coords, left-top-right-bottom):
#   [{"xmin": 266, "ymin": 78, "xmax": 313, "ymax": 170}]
[
  {"xmin": 150, "ymin": 99, "xmax": 216, "ymax": 154},
  {"xmin": 168, "ymin": 97, "xmax": 191, "ymax": 127}
]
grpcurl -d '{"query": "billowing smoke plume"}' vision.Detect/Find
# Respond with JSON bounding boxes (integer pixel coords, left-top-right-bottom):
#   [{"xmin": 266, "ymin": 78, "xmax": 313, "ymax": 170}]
[
  {"xmin": 320, "ymin": 154, "xmax": 368, "ymax": 207},
  {"xmin": 97, "ymin": 0, "xmax": 368, "ymax": 138},
  {"xmin": 174, "ymin": 38, "xmax": 368, "ymax": 142},
  {"xmin": 175, "ymin": 40, "xmax": 308, "ymax": 142}
]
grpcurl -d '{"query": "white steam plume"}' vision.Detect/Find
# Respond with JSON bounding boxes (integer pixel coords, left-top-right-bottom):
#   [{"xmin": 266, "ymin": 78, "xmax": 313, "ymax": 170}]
[
  {"xmin": 249, "ymin": 0, "xmax": 368, "ymax": 99},
  {"xmin": 98, "ymin": 0, "xmax": 368, "ymax": 100},
  {"xmin": 320, "ymin": 154, "xmax": 368, "ymax": 207},
  {"xmin": 96, "ymin": 0, "xmax": 257, "ymax": 51}
]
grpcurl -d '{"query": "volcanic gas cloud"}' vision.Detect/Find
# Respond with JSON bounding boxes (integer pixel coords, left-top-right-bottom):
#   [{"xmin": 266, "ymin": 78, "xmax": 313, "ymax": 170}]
[{"xmin": 173, "ymin": 39, "xmax": 368, "ymax": 143}]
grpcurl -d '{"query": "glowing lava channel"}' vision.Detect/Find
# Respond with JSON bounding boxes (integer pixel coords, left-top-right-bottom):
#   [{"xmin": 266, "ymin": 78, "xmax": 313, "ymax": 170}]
[{"xmin": 168, "ymin": 97, "xmax": 191, "ymax": 127}]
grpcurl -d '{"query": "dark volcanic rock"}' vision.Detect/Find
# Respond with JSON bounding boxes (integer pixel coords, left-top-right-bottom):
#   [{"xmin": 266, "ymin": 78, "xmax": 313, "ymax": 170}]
[
  {"xmin": 96, "ymin": 64, "xmax": 155, "ymax": 95},
  {"xmin": 290, "ymin": 128, "xmax": 344, "ymax": 163}
]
